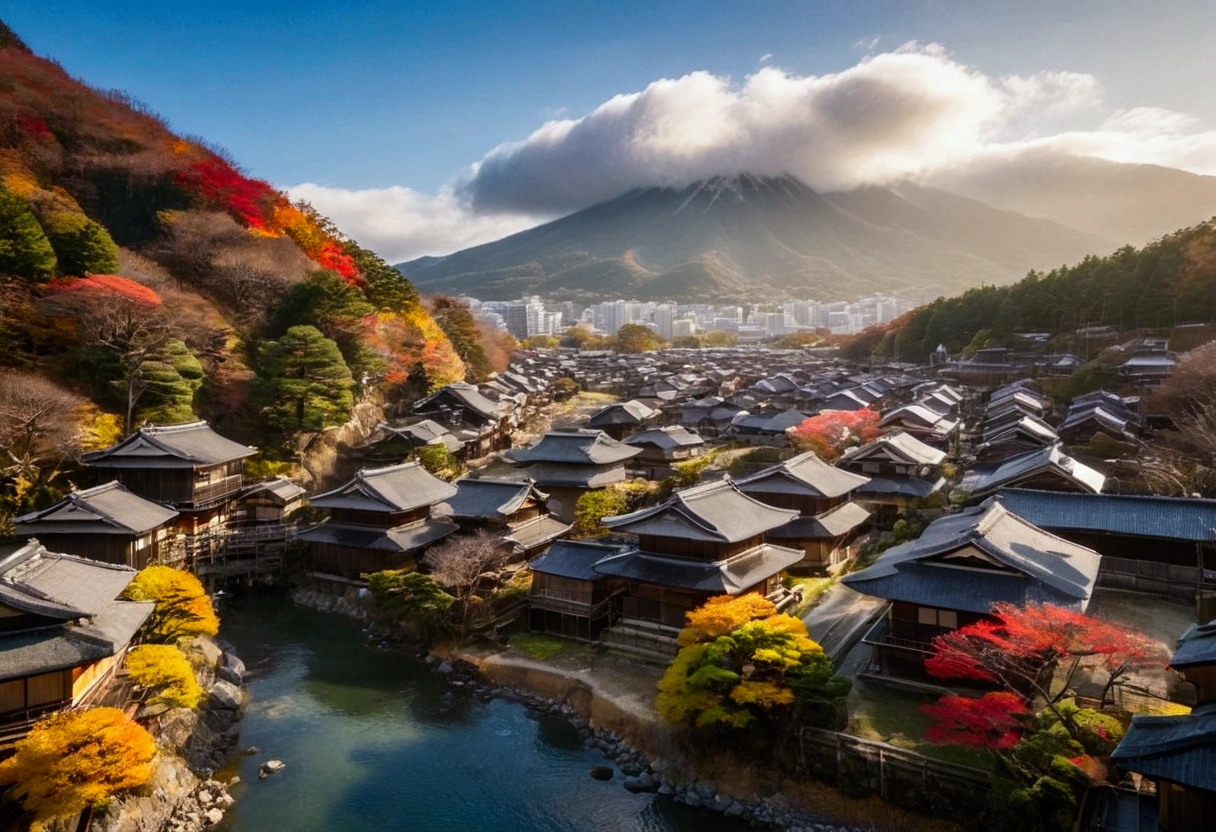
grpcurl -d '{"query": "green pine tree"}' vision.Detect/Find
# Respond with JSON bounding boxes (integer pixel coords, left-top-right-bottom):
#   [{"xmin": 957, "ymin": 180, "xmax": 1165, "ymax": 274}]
[
  {"xmin": 0, "ymin": 185, "xmax": 57, "ymax": 281},
  {"xmin": 42, "ymin": 212, "xmax": 120, "ymax": 276},
  {"xmin": 268, "ymin": 271, "xmax": 378, "ymax": 378},
  {"xmin": 131, "ymin": 339, "xmax": 204, "ymax": 425},
  {"xmin": 429, "ymin": 295, "xmax": 493, "ymax": 380},
  {"xmin": 254, "ymin": 325, "xmax": 354, "ymax": 435}
]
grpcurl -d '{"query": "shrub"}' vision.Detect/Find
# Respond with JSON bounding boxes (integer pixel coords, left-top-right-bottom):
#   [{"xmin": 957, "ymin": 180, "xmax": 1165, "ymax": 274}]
[
  {"xmin": 0, "ymin": 708, "xmax": 156, "ymax": 827},
  {"xmin": 42, "ymin": 212, "xmax": 119, "ymax": 276},
  {"xmin": 573, "ymin": 487, "xmax": 629, "ymax": 537},
  {"xmin": 126, "ymin": 644, "xmax": 204, "ymax": 708},
  {"xmin": 415, "ymin": 443, "xmax": 461, "ymax": 480},
  {"xmin": 0, "ymin": 184, "xmax": 57, "ymax": 280},
  {"xmin": 123, "ymin": 565, "xmax": 219, "ymax": 641}
]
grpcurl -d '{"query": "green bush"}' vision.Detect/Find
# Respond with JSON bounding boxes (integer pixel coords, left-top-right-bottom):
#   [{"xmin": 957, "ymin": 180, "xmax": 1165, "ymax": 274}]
[
  {"xmin": 42, "ymin": 212, "xmax": 119, "ymax": 276},
  {"xmin": 0, "ymin": 185, "xmax": 56, "ymax": 280}
]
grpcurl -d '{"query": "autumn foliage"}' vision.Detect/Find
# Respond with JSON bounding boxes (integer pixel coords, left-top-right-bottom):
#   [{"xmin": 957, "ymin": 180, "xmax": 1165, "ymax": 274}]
[
  {"xmin": 787, "ymin": 409, "xmax": 882, "ymax": 460},
  {"xmin": 0, "ymin": 707, "xmax": 156, "ymax": 828},
  {"xmin": 46, "ymin": 274, "xmax": 162, "ymax": 306},
  {"xmin": 126, "ymin": 643, "xmax": 204, "ymax": 709},
  {"xmin": 658, "ymin": 595, "xmax": 850, "ymax": 731},
  {"xmin": 123, "ymin": 565, "xmax": 219, "ymax": 641},
  {"xmin": 921, "ymin": 692, "xmax": 1030, "ymax": 751}
]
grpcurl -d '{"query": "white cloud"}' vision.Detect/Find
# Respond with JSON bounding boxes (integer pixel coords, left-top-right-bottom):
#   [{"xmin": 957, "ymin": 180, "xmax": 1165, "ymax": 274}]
[
  {"xmin": 290, "ymin": 42, "xmax": 1216, "ymax": 261},
  {"xmin": 285, "ymin": 183, "xmax": 537, "ymax": 264},
  {"xmin": 758, "ymin": 52, "xmax": 773, "ymax": 65}
]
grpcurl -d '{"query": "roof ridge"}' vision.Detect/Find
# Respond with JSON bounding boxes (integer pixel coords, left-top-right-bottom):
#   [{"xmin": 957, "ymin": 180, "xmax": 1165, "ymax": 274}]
[{"xmin": 141, "ymin": 420, "xmax": 209, "ymax": 434}]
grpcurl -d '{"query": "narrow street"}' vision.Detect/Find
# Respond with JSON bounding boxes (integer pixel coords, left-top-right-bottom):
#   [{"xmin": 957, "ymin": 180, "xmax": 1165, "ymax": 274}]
[{"xmin": 801, "ymin": 583, "xmax": 887, "ymax": 668}]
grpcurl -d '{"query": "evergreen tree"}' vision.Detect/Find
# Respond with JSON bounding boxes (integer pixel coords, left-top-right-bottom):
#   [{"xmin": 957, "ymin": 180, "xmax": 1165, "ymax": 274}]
[
  {"xmin": 130, "ymin": 339, "xmax": 204, "ymax": 425},
  {"xmin": 346, "ymin": 239, "xmax": 420, "ymax": 313},
  {"xmin": 0, "ymin": 185, "xmax": 57, "ymax": 281},
  {"xmin": 42, "ymin": 212, "xmax": 120, "ymax": 276},
  {"xmin": 254, "ymin": 325, "xmax": 354, "ymax": 434},
  {"xmin": 268, "ymin": 271, "xmax": 377, "ymax": 377}
]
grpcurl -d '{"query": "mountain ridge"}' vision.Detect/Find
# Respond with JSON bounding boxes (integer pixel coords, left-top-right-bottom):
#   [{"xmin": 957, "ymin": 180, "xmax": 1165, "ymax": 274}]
[{"xmin": 397, "ymin": 173, "xmax": 1119, "ymax": 301}]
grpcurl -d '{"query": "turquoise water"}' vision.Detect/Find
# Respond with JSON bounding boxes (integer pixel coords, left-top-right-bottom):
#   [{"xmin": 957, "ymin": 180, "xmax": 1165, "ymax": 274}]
[{"xmin": 215, "ymin": 597, "xmax": 745, "ymax": 832}]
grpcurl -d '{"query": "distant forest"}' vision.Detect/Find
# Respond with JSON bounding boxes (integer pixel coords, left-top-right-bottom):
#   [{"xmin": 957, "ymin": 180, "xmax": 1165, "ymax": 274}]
[{"xmin": 844, "ymin": 219, "xmax": 1216, "ymax": 362}]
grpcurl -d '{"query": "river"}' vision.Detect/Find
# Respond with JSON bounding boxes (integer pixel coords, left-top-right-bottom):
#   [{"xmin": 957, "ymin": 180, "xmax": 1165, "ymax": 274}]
[{"xmin": 214, "ymin": 596, "xmax": 746, "ymax": 832}]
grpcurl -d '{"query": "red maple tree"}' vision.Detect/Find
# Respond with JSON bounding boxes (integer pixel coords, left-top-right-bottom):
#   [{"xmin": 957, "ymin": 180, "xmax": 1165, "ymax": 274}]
[
  {"xmin": 925, "ymin": 603, "xmax": 1165, "ymax": 712},
  {"xmin": 787, "ymin": 409, "xmax": 882, "ymax": 461},
  {"xmin": 921, "ymin": 691, "xmax": 1030, "ymax": 751},
  {"xmin": 47, "ymin": 275, "xmax": 162, "ymax": 307}
]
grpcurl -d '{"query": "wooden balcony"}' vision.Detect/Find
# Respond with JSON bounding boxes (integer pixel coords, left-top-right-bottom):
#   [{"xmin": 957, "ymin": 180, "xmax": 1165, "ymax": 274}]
[{"xmin": 189, "ymin": 474, "xmax": 243, "ymax": 507}]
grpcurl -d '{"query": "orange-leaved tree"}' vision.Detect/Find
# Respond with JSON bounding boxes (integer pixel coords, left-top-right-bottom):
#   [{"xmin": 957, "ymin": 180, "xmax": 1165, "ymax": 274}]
[
  {"xmin": 0, "ymin": 707, "xmax": 156, "ymax": 829},
  {"xmin": 126, "ymin": 643, "xmax": 204, "ymax": 708},
  {"xmin": 123, "ymin": 565, "xmax": 219, "ymax": 641},
  {"xmin": 787, "ymin": 409, "xmax": 882, "ymax": 461}
]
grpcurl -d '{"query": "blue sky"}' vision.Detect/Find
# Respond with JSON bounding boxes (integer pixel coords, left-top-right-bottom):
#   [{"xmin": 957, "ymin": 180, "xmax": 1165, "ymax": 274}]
[{"xmin": 6, "ymin": 1, "xmax": 1215, "ymax": 259}]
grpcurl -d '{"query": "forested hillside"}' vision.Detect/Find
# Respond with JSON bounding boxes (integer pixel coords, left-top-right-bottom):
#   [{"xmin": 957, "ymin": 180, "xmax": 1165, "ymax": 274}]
[
  {"xmin": 844, "ymin": 219, "xmax": 1216, "ymax": 362},
  {"xmin": 0, "ymin": 21, "xmax": 509, "ymax": 522}
]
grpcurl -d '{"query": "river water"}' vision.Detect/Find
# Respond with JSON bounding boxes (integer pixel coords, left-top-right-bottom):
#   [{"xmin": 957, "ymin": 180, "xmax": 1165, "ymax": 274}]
[{"xmin": 214, "ymin": 596, "xmax": 746, "ymax": 832}]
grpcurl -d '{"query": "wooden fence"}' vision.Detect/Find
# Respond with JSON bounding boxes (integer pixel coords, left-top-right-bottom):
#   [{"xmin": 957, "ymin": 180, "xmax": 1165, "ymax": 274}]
[
  {"xmin": 798, "ymin": 727, "xmax": 992, "ymax": 825},
  {"xmin": 1097, "ymin": 556, "xmax": 1215, "ymax": 600}
]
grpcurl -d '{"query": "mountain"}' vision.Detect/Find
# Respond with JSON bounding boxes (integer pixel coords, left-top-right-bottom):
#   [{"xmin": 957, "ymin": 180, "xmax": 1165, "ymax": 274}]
[
  {"xmin": 397, "ymin": 174, "xmax": 1117, "ymax": 301},
  {"xmin": 928, "ymin": 149, "xmax": 1216, "ymax": 245}
]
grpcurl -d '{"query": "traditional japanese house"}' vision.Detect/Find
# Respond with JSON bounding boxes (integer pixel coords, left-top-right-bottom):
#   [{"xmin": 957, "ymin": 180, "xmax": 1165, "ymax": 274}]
[
  {"xmin": 1112, "ymin": 621, "xmax": 1216, "ymax": 831},
  {"xmin": 412, "ymin": 383, "xmax": 507, "ymax": 457},
  {"xmin": 819, "ymin": 389, "xmax": 872, "ymax": 412},
  {"xmin": 504, "ymin": 429, "xmax": 641, "ymax": 522},
  {"xmin": 527, "ymin": 540, "xmax": 627, "ymax": 640},
  {"xmin": 724, "ymin": 408, "xmax": 809, "ymax": 444},
  {"xmin": 845, "ymin": 500, "xmax": 1100, "ymax": 677},
  {"xmin": 593, "ymin": 480, "xmax": 803, "ymax": 631},
  {"xmin": 82, "ymin": 421, "xmax": 255, "ymax": 563},
  {"xmin": 585, "ymin": 400, "xmax": 657, "ymax": 440},
  {"xmin": 975, "ymin": 413, "xmax": 1058, "ymax": 462},
  {"xmin": 965, "ymin": 444, "xmax": 1105, "ymax": 500},
  {"xmin": 878, "ymin": 403, "xmax": 958, "ymax": 447},
  {"xmin": 837, "ymin": 430, "xmax": 947, "ymax": 526},
  {"xmin": 736, "ymin": 451, "xmax": 871, "ymax": 572},
  {"xmin": 13, "ymin": 481, "xmax": 180, "ymax": 569},
  {"xmin": 625, "ymin": 425, "xmax": 705, "ymax": 480},
  {"xmin": 357, "ymin": 420, "xmax": 466, "ymax": 465},
  {"xmin": 678, "ymin": 396, "xmax": 747, "ymax": 437},
  {"xmin": 440, "ymin": 476, "xmax": 570, "ymax": 558},
  {"xmin": 0, "ymin": 540, "xmax": 153, "ymax": 754},
  {"xmin": 297, "ymin": 462, "xmax": 459, "ymax": 578}
]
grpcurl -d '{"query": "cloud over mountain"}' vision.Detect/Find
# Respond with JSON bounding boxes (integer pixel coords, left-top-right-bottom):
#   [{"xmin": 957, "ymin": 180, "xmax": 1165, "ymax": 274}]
[{"xmin": 290, "ymin": 43, "xmax": 1216, "ymax": 260}]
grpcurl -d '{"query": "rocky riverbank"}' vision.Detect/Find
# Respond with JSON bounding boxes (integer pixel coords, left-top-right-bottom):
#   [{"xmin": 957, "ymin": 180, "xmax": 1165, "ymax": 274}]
[
  {"xmin": 96, "ymin": 638, "xmax": 249, "ymax": 832},
  {"xmin": 431, "ymin": 654, "xmax": 873, "ymax": 832}
]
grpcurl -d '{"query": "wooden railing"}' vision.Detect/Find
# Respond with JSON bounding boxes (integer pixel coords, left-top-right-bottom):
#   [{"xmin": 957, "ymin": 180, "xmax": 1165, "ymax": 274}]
[
  {"xmin": 190, "ymin": 474, "xmax": 243, "ymax": 506},
  {"xmin": 861, "ymin": 617, "xmax": 935, "ymax": 654}
]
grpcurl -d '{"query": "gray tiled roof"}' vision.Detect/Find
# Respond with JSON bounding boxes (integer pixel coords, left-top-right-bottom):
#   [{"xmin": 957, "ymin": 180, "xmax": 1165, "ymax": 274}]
[
  {"xmin": 592, "ymin": 544, "xmax": 803, "ymax": 593},
  {"xmin": 0, "ymin": 540, "xmax": 141, "ymax": 619},
  {"xmin": 527, "ymin": 539, "xmax": 622, "ymax": 581},
  {"xmin": 966, "ymin": 446, "xmax": 1105, "ymax": 498},
  {"xmin": 503, "ymin": 515, "xmax": 571, "ymax": 551},
  {"xmin": 414, "ymin": 383, "xmax": 501, "ymax": 421},
  {"xmin": 767, "ymin": 500, "xmax": 871, "ymax": 540},
  {"xmin": 626, "ymin": 425, "xmax": 704, "ymax": 450},
  {"xmin": 84, "ymin": 421, "xmax": 255, "ymax": 468},
  {"xmin": 842, "ymin": 501, "xmax": 1101, "ymax": 614},
  {"xmin": 603, "ymin": 480, "xmax": 797, "ymax": 543},
  {"xmin": 736, "ymin": 451, "xmax": 869, "ymax": 499},
  {"xmin": 512, "ymin": 462, "xmax": 629, "ymax": 489},
  {"xmin": 996, "ymin": 489, "xmax": 1216, "ymax": 544},
  {"xmin": 0, "ymin": 599, "xmax": 153, "ymax": 682},
  {"xmin": 839, "ymin": 430, "xmax": 946, "ymax": 467},
  {"xmin": 506, "ymin": 430, "xmax": 641, "ymax": 465},
  {"xmin": 308, "ymin": 462, "xmax": 458, "ymax": 512},
  {"xmin": 1170, "ymin": 620, "xmax": 1216, "ymax": 669},
  {"xmin": 14, "ymin": 481, "xmax": 178, "ymax": 536},
  {"xmin": 1112, "ymin": 709, "xmax": 1216, "ymax": 791},
  {"xmin": 442, "ymin": 476, "xmax": 542, "ymax": 520},
  {"xmin": 296, "ymin": 517, "xmax": 458, "ymax": 553},
  {"xmin": 853, "ymin": 476, "xmax": 944, "ymax": 499},
  {"xmin": 586, "ymin": 400, "xmax": 656, "ymax": 428},
  {"xmin": 240, "ymin": 476, "xmax": 306, "ymax": 503}
]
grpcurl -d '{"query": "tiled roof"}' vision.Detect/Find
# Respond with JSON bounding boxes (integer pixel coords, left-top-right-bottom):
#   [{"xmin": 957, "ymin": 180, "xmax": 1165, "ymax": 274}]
[
  {"xmin": 767, "ymin": 500, "xmax": 871, "ymax": 540},
  {"xmin": 603, "ymin": 480, "xmax": 797, "ymax": 543},
  {"xmin": 626, "ymin": 425, "xmax": 704, "ymax": 450},
  {"xmin": 586, "ymin": 400, "xmax": 656, "ymax": 428},
  {"xmin": 967, "ymin": 446, "xmax": 1105, "ymax": 497},
  {"xmin": 296, "ymin": 517, "xmax": 458, "ymax": 553},
  {"xmin": 506, "ymin": 430, "xmax": 641, "ymax": 465},
  {"xmin": 0, "ymin": 598, "xmax": 153, "ymax": 682},
  {"xmin": 84, "ymin": 421, "xmax": 255, "ymax": 468},
  {"xmin": 1112, "ymin": 709, "xmax": 1216, "ymax": 791},
  {"xmin": 996, "ymin": 489, "xmax": 1216, "ymax": 544},
  {"xmin": 528, "ymin": 540, "xmax": 624, "ymax": 581},
  {"xmin": 1169, "ymin": 620, "xmax": 1216, "ymax": 670},
  {"xmin": 839, "ymin": 430, "xmax": 947, "ymax": 467},
  {"xmin": 308, "ymin": 462, "xmax": 458, "ymax": 513},
  {"xmin": 593, "ymin": 544, "xmax": 803, "ymax": 593},
  {"xmin": 842, "ymin": 501, "xmax": 1101, "ymax": 613},
  {"xmin": 736, "ymin": 450, "xmax": 869, "ymax": 499},
  {"xmin": 0, "ymin": 540, "xmax": 141, "ymax": 619},
  {"xmin": 503, "ymin": 515, "xmax": 571, "ymax": 551},
  {"xmin": 14, "ymin": 481, "xmax": 178, "ymax": 536},
  {"xmin": 443, "ymin": 477, "xmax": 542, "ymax": 520}
]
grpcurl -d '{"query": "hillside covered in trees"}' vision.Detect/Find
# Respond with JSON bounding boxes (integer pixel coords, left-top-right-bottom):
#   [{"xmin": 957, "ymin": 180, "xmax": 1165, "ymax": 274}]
[
  {"xmin": 0, "ymin": 20, "xmax": 511, "ymax": 521},
  {"xmin": 844, "ymin": 218, "xmax": 1216, "ymax": 362}
]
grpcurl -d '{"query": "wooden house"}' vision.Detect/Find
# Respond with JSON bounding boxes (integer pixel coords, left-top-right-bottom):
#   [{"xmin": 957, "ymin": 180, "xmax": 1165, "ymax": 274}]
[
  {"xmin": 625, "ymin": 425, "xmax": 705, "ymax": 480},
  {"xmin": 0, "ymin": 540, "xmax": 153, "ymax": 754},
  {"xmin": 13, "ymin": 481, "xmax": 180, "ymax": 569},
  {"xmin": 678, "ymin": 396, "xmax": 746, "ymax": 437},
  {"xmin": 1112, "ymin": 621, "xmax": 1216, "ymax": 831},
  {"xmin": 527, "ymin": 540, "xmax": 626, "ymax": 640},
  {"xmin": 837, "ymin": 430, "xmax": 947, "ymax": 526},
  {"xmin": 504, "ymin": 430, "xmax": 641, "ymax": 522},
  {"xmin": 585, "ymin": 400, "xmax": 657, "ymax": 440},
  {"xmin": 724, "ymin": 408, "xmax": 809, "ymax": 444},
  {"xmin": 440, "ymin": 476, "xmax": 570, "ymax": 558},
  {"xmin": 965, "ymin": 445, "xmax": 1105, "ymax": 500},
  {"xmin": 878, "ymin": 403, "xmax": 958, "ymax": 447},
  {"xmin": 297, "ymin": 462, "xmax": 458, "ymax": 578},
  {"xmin": 412, "ymin": 383, "xmax": 507, "ymax": 457},
  {"xmin": 82, "ymin": 421, "xmax": 255, "ymax": 562},
  {"xmin": 736, "ymin": 451, "xmax": 871, "ymax": 572},
  {"xmin": 975, "ymin": 414, "xmax": 1058, "ymax": 462},
  {"xmin": 357, "ymin": 420, "xmax": 466, "ymax": 465},
  {"xmin": 844, "ymin": 501, "xmax": 1100, "ymax": 677},
  {"xmin": 594, "ymin": 480, "xmax": 803, "ymax": 630}
]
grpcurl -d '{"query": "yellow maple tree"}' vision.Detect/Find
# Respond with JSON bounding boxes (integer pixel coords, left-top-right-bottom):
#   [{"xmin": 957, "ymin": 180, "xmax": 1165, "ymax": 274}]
[{"xmin": 123, "ymin": 565, "xmax": 219, "ymax": 641}]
